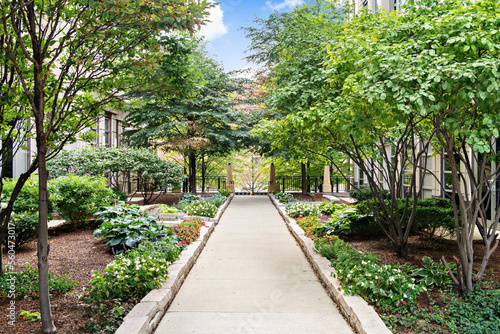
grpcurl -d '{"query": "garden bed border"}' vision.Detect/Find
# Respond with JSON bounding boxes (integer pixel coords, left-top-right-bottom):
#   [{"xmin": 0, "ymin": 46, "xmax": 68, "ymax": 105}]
[
  {"xmin": 114, "ymin": 194, "xmax": 234, "ymax": 334},
  {"xmin": 269, "ymin": 194, "xmax": 392, "ymax": 334}
]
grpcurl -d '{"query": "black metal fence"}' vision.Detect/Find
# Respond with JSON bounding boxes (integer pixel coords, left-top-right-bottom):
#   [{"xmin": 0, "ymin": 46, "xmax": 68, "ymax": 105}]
[
  {"xmin": 275, "ymin": 176, "xmax": 352, "ymax": 193},
  {"xmin": 183, "ymin": 176, "xmax": 227, "ymax": 193}
]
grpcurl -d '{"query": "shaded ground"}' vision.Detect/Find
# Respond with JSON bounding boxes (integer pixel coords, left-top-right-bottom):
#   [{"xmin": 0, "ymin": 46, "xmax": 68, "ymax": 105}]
[{"xmin": 0, "ymin": 224, "xmax": 114, "ymax": 334}]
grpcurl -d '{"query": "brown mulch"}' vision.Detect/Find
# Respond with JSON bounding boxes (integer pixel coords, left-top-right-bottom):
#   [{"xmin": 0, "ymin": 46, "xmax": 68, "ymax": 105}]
[
  {"xmin": 291, "ymin": 193, "xmax": 325, "ymax": 202},
  {"xmin": 128, "ymin": 192, "xmax": 184, "ymax": 206},
  {"xmin": 0, "ymin": 224, "xmax": 114, "ymax": 334}
]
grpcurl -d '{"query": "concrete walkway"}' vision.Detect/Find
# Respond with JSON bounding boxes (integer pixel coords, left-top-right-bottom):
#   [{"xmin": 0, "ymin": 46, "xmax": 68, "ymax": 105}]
[{"xmin": 155, "ymin": 196, "xmax": 353, "ymax": 334}]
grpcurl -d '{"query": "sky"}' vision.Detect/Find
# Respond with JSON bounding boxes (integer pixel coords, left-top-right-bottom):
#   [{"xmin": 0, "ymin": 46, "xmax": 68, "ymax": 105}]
[{"xmin": 197, "ymin": 0, "xmax": 306, "ymax": 72}]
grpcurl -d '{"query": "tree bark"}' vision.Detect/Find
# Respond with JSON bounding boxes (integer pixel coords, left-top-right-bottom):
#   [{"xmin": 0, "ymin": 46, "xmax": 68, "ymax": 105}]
[
  {"xmin": 301, "ymin": 162, "xmax": 307, "ymax": 194},
  {"xmin": 189, "ymin": 152, "xmax": 197, "ymax": 193}
]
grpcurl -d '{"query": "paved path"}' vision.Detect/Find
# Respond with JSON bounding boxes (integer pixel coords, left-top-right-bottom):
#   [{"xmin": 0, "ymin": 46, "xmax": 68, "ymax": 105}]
[{"xmin": 155, "ymin": 196, "xmax": 353, "ymax": 334}]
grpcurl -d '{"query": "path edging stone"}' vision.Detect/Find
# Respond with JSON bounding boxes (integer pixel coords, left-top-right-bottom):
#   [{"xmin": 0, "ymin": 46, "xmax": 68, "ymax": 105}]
[
  {"xmin": 115, "ymin": 194, "xmax": 234, "ymax": 334},
  {"xmin": 268, "ymin": 194, "xmax": 392, "ymax": 334}
]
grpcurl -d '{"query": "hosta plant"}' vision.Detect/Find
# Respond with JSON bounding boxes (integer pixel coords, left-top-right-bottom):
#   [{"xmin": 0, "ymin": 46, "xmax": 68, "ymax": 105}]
[
  {"xmin": 160, "ymin": 204, "xmax": 179, "ymax": 214},
  {"xmin": 285, "ymin": 201, "xmax": 319, "ymax": 218}
]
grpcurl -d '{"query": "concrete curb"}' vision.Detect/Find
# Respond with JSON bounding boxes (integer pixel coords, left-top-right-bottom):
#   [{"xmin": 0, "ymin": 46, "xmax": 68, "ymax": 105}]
[
  {"xmin": 268, "ymin": 194, "xmax": 392, "ymax": 334},
  {"xmin": 115, "ymin": 194, "xmax": 234, "ymax": 334}
]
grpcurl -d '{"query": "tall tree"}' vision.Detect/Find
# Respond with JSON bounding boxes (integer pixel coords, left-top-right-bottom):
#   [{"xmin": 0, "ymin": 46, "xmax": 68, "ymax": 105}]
[
  {"xmin": 0, "ymin": 0, "xmax": 211, "ymax": 332},
  {"xmin": 124, "ymin": 36, "xmax": 251, "ymax": 193},
  {"xmin": 333, "ymin": 0, "xmax": 500, "ymax": 290}
]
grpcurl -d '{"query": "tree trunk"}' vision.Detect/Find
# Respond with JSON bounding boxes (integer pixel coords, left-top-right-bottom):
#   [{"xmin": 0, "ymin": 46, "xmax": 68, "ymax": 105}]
[
  {"xmin": 301, "ymin": 163, "xmax": 307, "ymax": 194},
  {"xmin": 189, "ymin": 152, "xmax": 197, "ymax": 193},
  {"xmin": 394, "ymin": 240, "xmax": 408, "ymax": 258},
  {"xmin": 36, "ymin": 140, "xmax": 56, "ymax": 333},
  {"xmin": 201, "ymin": 156, "xmax": 206, "ymax": 193}
]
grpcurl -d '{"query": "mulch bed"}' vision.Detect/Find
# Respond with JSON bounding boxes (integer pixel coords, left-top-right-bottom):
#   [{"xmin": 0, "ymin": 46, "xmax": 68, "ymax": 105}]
[{"xmin": 0, "ymin": 224, "xmax": 114, "ymax": 334}]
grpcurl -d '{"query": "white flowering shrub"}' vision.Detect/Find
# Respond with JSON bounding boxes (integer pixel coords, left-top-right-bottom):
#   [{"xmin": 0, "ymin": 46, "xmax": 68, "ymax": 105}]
[
  {"xmin": 185, "ymin": 200, "xmax": 218, "ymax": 218},
  {"xmin": 285, "ymin": 201, "xmax": 320, "ymax": 218},
  {"xmin": 87, "ymin": 238, "xmax": 181, "ymax": 302},
  {"xmin": 314, "ymin": 238, "xmax": 425, "ymax": 308}
]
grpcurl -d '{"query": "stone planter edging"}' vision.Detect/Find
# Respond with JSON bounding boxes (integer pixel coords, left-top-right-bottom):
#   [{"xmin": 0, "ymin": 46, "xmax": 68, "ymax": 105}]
[
  {"xmin": 269, "ymin": 194, "xmax": 392, "ymax": 334},
  {"xmin": 115, "ymin": 194, "xmax": 234, "ymax": 334}
]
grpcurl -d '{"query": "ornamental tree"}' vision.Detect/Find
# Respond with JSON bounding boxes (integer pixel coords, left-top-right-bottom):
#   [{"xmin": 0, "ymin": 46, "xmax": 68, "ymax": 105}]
[
  {"xmin": 0, "ymin": 0, "xmax": 211, "ymax": 331},
  {"xmin": 47, "ymin": 146, "xmax": 185, "ymax": 204},
  {"xmin": 336, "ymin": 0, "xmax": 500, "ymax": 291}
]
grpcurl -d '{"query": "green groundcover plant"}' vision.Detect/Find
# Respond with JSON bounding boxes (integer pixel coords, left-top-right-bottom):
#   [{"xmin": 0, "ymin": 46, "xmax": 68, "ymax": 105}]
[{"xmin": 285, "ymin": 201, "xmax": 320, "ymax": 218}]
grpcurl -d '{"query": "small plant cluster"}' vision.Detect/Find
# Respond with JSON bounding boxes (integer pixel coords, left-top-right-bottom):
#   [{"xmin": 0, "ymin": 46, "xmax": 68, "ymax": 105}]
[
  {"xmin": 85, "ymin": 235, "xmax": 182, "ymax": 332},
  {"xmin": 295, "ymin": 216, "xmax": 324, "ymax": 239},
  {"xmin": 169, "ymin": 218, "xmax": 206, "ymax": 246},
  {"xmin": 0, "ymin": 264, "xmax": 76, "ymax": 298},
  {"xmin": 285, "ymin": 201, "xmax": 320, "ymax": 218},
  {"xmin": 202, "ymin": 194, "xmax": 227, "ymax": 208},
  {"xmin": 185, "ymin": 200, "xmax": 218, "ymax": 218},
  {"xmin": 160, "ymin": 204, "xmax": 180, "ymax": 214},
  {"xmin": 218, "ymin": 188, "xmax": 232, "ymax": 197},
  {"xmin": 176, "ymin": 193, "xmax": 200, "ymax": 211},
  {"xmin": 94, "ymin": 202, "xmax": 170, "ymax": 254},
  {"xmin": 318, "ymin": 202, "xmax": 347, "ymax": 215},
  {"xmin": 273, "ymin": 191, "xmax": 294, "ymax": 204},
  {"xmin": 314, "ymin": 238, "xmax": 425, "ymax": 308}
]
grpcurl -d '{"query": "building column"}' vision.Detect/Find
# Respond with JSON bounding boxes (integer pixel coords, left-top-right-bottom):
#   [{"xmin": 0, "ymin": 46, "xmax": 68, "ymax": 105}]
[
  {"xmin": 322, "ymin": 165, "xmax": 332, "ymax": 193},
  {"xmin": 226, "ymin": 163, "xmax": 235, "ymax": 192},
  {"xmin": 268, "ymin": 162, "xmax": 278, "ymax": 193}
]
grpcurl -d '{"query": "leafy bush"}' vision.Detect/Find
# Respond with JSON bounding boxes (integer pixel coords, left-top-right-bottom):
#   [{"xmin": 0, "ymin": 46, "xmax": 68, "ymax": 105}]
[
  {"xmin": 47, "ymin": 146, "xmax": 186, "ymax": 204},
  {"xmin": 159, "ymin": 204, "xmax": 179, "ymax": 214},
  {"xmin": 349, "ymin": 185, "xmax": 390, "ymax": 202},
  {"xmin": 218, "ymin": 188, "xmax": 232, "ymax": 197},
  {"xmin": 314, "ymin": 238, "xmax": 424, "ymax": 308},
  {"xmin": 413, "ymin": 197, "xmax": 456, "ymax": 245},
  {"xmin": 112, "ymin": 188, "xmax": 129, "ymax": 202},
  {"xmin": 185, "ymin": 200, "xmax": 218, "ymax": 218},
  {"xmin": 274, "ymin": 192, "xmax": 294, "ymax": 204},
  {"xmin": 409, "ymin": 256, "xmax": 456, "ymax": 288},
  {"xmin": 176, "ymin": 193, "xmax": 200, "ymax": 211},
  {"xmin": 285, "ymin": 201, "xmax": 319, "ymax": 218},
  {"xmin": 0, "ymin": 264, "xmax": 76, "ymax": 298},
  {"xmin": 49, "ymin": 174, "xmax": 117, "ymax": 225},
  {"xmin": 1, "ymin": 177, "xmax": 57, "ymax": 214},
  {"xmin": 3, "ymin": 211, "xmax": 38, "ymax": 250},
  {"xmin": 87, "ymin": 249, "xmax": 170, "ymax": 302},
  {"xmin": 318, "ymin": 201, "xmax": 347, "ymax": 215},
  {"xmin": 94, "ymin": 203, "xmax": 170, "ymax": 254}
]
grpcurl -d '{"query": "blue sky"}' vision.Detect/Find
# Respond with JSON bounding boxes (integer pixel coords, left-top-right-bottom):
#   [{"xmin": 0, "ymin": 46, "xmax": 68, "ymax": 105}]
[{"xmin": 198, "ymin": 0, "xmax": 306, "ymax": 72}]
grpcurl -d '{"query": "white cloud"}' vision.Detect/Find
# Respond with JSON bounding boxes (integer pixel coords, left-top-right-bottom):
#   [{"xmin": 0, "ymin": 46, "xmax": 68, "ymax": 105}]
[
  {"xmin": 198, "ymin": 1, "xmax": 228, "ymax": 41},
  {"xmin": 266, "ymin": 0, "xmax": 304, "ymax": 10}
]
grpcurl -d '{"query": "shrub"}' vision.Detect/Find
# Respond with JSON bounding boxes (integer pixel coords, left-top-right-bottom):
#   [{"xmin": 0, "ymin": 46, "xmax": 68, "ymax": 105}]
[
  {"xmin": 87, "ymin": 250, "xmax": 170, "ymax": 302},
  {"xmin": 176, "ymin": 193, "xmax": 200, "ymax": 211},
  {"xmin": 218, "ymin": 188, "xmax": 232, "ymax": 197},
  {"xmin": 112, "ymin": 188, "xmax": 129, "ymax": 202},
  {"xmin": 49, "ymin": 174, "xmax": 117, "ymax": 225},
  {"xmin": 159, "ymin": 204, "xmax": 179, "ymax": 214},
  {"xmin": 413, "ymin": 197, "xmax": 456, "ymax": 246},
  {"xmin": 1, "ymin": 177, "xmax": 57, "ymax": 214},
  {"xmin": 185, "ymin": 200, "xmax": 218, "ymax": 218},
  {"xmin": 314, "ymin": 238, "xmax": 424, "ymax": 308},
  {"xmin": 0, "ymin": 264, "xmax": 76, "ymax": 298},
  {"xmin": 349, "ymin": 185, "xmax": 390, "ymax": 202},
  {"xmin": 94, "ymin": 203, "xmax": 170, "ymax": 254},
  {"xmin": 3, "ymin": 211, "xmax": 38, "ymax": 250},
  {"xmin": 285, "ymin": 201, "xmax": 319, "ymax": 218}
]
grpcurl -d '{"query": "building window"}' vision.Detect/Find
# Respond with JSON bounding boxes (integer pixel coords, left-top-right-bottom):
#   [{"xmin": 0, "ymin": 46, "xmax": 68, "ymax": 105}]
[
  {"xmin": 442, "ymin": 150, "xmax": 460, "ymax": 197},
  {"xmin": 104, "ymin": 114, "xmax": 111, "ymax": 147},
  {"xmin": 114, "ymin": 119, "xmax": 120, "ymax": 147}
]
